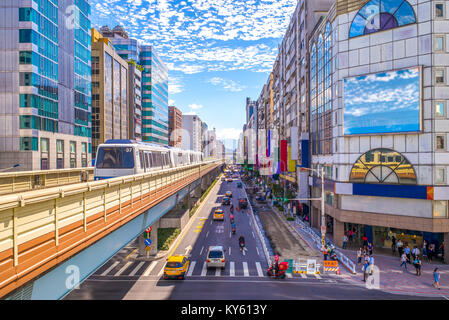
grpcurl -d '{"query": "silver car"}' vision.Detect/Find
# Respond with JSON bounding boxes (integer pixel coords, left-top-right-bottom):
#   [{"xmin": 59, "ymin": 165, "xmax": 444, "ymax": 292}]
[{"xmin": 206, "ymin": 246, "xmax": 226, "ymax": 269}]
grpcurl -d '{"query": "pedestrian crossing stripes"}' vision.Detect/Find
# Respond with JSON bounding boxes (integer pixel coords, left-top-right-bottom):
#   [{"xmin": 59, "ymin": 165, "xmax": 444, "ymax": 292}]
[{"xmin": 94, "ymin": 260, "xmax": 336, "ymax": 281}]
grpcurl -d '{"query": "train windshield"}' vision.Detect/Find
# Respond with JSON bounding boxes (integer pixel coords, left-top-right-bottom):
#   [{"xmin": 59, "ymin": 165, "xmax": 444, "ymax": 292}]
[{"xmin": 96, "ymin": 147, "xmax": 134, "ymax": 169}]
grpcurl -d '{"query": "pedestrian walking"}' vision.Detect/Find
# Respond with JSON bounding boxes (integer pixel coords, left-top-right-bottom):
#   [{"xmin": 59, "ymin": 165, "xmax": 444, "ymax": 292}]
[
  {"xmin": 368, "ymin": 242, "xmax": 373, "ymax": 256},
  {"xmin": 399, "ymin": 252, "xmax": 408, "ymax": 271},
  {"xmin": 397, "ymin": 239, "xmax": 403, "ymax": 257},
  {"xmin": 412, "ymin": 246, "xmax": 420, "ymax": 260},
  {"xmin": 428, "ymin": 244, "xmax": 434, "ymax": 262},
  {"xmin": 348, "ymin": 229, "xmax": 354, "ymax": 243},
  {"xmin": 357, "ymin": 248, "xmax": 362, "ymax": 265},
  {"xmin": 433, "ymin": 268, "xmax": 441, "ymax": 290},
  {"xmin": 391, "ymin": 236, "xmax": 397, "ymax": 254},
  {"xmin": 342, "ymin": 234, "xmax": 348, "ymax": 249},
  {"xmin": 413, "ymin": 256, "xmax": 422, "ymax": 276},
  {"xmin": 404, "ymin": 245, "xmax": 411, "ymax": 263},
  {"xmin": 363, "ymin": 260, "xmax": 370, "ymax": 282}
]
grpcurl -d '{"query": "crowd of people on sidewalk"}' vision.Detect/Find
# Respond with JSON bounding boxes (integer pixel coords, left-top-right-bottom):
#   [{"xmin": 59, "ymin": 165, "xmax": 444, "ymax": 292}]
[{"xmin": 355, "ymin": 240, "xmax": 375, "ymax": 282}]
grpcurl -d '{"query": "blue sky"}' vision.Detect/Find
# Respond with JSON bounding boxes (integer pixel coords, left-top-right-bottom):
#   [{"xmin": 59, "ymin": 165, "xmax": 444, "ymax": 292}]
[
  {"xmin": 89, "ymin": 0, "xmax": 298, "ymax": 148},
  {"xmin": 343, "ymin": 67, "xmax": 421, "ymax": 135}
]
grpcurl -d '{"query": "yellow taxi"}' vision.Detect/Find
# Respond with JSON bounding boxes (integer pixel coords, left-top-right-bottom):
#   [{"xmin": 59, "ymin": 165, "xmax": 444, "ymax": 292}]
[
  {"xmin": 163, "ymin": 255, "xmax": 190, "ymax": 280},
  {"xmin": 225, "ymin": 191, "xmax": 233, "ymax": 198},
  {"xmin": 213, "ymin": 208, "xmax": 224, "ymax": 221}
]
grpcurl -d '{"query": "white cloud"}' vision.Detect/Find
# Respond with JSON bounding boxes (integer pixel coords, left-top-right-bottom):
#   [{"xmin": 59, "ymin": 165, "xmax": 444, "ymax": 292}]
[
  {"xmin": 216, "ymin": 128, "xmax": 242, "ymax": 140},
  {"xmin": 169, "ymin": 99, "xmax": 175, "ymax": 105},
  {"xmin": 188, "ymin": 103, "xmax": 203, "ymax": 110},
  {"xmin": 208, "ymin": 77, "xmax": 246, "ymax": 92},
  {"xmin": 184, "ymin": 111, "xmax": 198, "ymax": 115}
]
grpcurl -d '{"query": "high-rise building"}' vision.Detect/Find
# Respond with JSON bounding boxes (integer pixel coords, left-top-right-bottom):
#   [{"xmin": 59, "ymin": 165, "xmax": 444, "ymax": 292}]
[
  {"xmin": 168, "ymin": 106, "xmax": 182, "ymax": 148},
  {"xmin": 127, "ymin": 63, "xmax": 142, "ymax": 141},
  {"xmin": 140, "ymin": 45, "xmax": 169, "ymax": 145},
  {"xmin": 0, "ymin": 0, "xmax": 92, "ymax": 170},
  {"xmin": 91, "ymin": 28, "xmax": 128, "ymax": 159},
  {"xmin": 182, "ymin": 114, "xmax": 202, "ymax": 152}
]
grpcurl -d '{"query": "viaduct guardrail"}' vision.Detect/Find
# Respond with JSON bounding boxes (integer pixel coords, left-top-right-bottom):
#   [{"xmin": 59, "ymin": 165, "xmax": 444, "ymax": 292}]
[
  {"xmin": 0, "ymin": 168, "xmax": 94, "ymax": 196},
  {"xmin": 0, "ymin": 160, "xmax": 223, "ymax": 297}
]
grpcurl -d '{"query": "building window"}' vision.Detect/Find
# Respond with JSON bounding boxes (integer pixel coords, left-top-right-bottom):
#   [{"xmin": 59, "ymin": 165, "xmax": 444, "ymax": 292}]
[
  {"xmin": 435, "ymin": 35, "xmax": 445, "ymax": 52},
  {"xmin": 436, "ymin": 69, "xmax": 445, "ymax": 84},
  {"xmin": 20, "ymin": 137, "xmax": 38, "ymax": 151},
  {"xmin": 349, "ymin": 148, "xmax": 417, "ymax": 184},
  {"xmin": 40, "ymin": 138, "xmax": 49, "ymax": 170},
  {"xmin": 81, "ymin": 142, "xmax": 87, "ymax": 167},
  {"xmin": 349, "ymin": 0, "xmax": 416, "ymax": 38},
  {"xmin": 435, "ymin": 101, "xmax": 445, "ymax": 117},
  {"xmin": 433, "ymin": 201, "xmax": 448, "ymax": 218},
  {"xmin": 435, "ymin": 167, "xmax": 446, "ymax": 184},
  {"xmin": 57, "ymin": 140, "xmax": 64, "ymax": 169},
  {"xmin": 70, "ymin": 141, "xmax": 76, "ymax": 168},
  {"xmin": 436, "ymin": 135, "xmax": 445, "ymax": 150},
  {"xmin": 435, "ymin": 3, "xmax": 445, "ymax": 18}
]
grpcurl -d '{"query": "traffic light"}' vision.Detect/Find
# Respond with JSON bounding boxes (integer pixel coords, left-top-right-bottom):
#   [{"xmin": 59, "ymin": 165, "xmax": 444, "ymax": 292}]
[{"xmin": 283, "ymin": 197, "xmax": 288, "ymax": 203}]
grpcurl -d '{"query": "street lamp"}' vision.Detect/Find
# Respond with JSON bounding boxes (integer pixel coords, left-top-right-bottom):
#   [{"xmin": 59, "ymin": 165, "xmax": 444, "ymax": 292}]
[
  {"xmin": 0, "ymin": 164, "xmax": 20, "ymax": 173},
  {"xmin": 284, "ymin": 166, "xmax": 326, "ymax": 252}
]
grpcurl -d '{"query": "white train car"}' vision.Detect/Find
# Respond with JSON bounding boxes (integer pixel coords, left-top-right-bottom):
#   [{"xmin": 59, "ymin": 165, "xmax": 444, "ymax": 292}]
[{"xmin": 94, "ymin": 140, "xmax": 204, "ymax": 181}]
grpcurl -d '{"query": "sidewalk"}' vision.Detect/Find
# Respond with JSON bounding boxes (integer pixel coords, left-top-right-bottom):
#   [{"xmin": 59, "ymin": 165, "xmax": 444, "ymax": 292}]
[{"xmin": 291, "ymin": 216, "xmax": 449, "ymax": 297}]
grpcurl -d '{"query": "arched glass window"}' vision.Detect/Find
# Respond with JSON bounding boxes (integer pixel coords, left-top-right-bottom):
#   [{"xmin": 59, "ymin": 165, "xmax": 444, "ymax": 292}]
[
  {"xmin": 349, "ymin": 148, "xmax": 417, "ymax": 184},
  {"xmin": 349, "ymin": 0, "xmax": 416, "ymax": 38}
]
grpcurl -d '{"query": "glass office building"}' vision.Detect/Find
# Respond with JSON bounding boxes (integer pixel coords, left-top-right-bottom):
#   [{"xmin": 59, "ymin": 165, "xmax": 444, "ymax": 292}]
[
  {"xmin": 0, "ymin": 0, "xmax": 92, "ymax": 170},
  {"xmin": 140, "ymin": 46, "xmax": 169, "ymax": 145}
]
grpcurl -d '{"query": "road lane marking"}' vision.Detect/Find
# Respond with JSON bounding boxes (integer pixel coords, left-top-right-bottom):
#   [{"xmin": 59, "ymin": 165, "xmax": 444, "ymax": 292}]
[
  {"xmin": 167, "ymin": 178, "xmax": 220, "ymax": 257},
  {"xmin": 256, "ymin": 247, "xmax": 260, "ymax": 256},
  {"xmin": 252, "ymin": 231, "xmax": 255, "ymax": 239},
  {"xmin": 300, "ymin": 273, "xmax": 307, "ymax": 279},
  {"xmin": 186, "ymin": 261, "xmax": 196, "ymax": 277},
  {"xmin": 125, "ymin": 248, "xmax": 138, "ymax": 260},
  {"xmin": 255, "ymin": 262, "xmax": 264, "ymax": 277},
  {"xmin": 314, "ymin": 274, "xmax": 322, "ymax": 279},
  {"xmin": 114, "ymin": 261, "xmax": 133, "ymax": 276},
  {"xmin": 206, "ymin": 231, "xmax": 209, "ymax": 238},
  {"xmin": 243, "ymin": 262, "xmax": 249, "ymax": 276},
  {"xmin": 200, "ymin": 246, "xmax": 204, "ymax": 255},
  {"xmin": 142, "ymin": 261, "xmax": 157, "ymax": 277},
  {"xmin": 157, "ymin": 265, "xmax": 164, "ymax": 276},
  {"xmin": 215, "ymin": 267, "xmax": 221, "ymax": 277},
  {"xmin": 201, "ymin": 262, "xmax": 207, "ymax": 276},
  {"xmin": 229, "ymin": 232, "xmax": 231, "ymax": 238},
  {"xmin": 128, "ymin": 261, "xmax": 145, "ymax": 276},
  {"xmin": 101, "ymin": 261, "xmax": 119, "ymax": 276},
  {"xmin": 229, "ymin": 247, "xmax": 231, "ymax": 256},
  {"xmin": 230, "ymin": 262, "xmax": 235, "ymax": 277}
]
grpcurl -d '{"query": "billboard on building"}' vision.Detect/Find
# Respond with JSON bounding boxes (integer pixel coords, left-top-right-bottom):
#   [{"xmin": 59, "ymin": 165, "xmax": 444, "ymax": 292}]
[{"xmin": 343, "ymin": 67, "xmax": 422, "ymax": 135}]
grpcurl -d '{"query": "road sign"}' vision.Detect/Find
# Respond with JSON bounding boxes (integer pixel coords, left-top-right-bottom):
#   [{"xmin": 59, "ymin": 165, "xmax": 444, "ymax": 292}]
[
  {"xmin": 321, "ymin": 225, "xmax": 326, "ymax": 233},
  {"xmin": 145, "ymin": 239, "xmax": 152, "ymax": 246},
  {"xmin": 306, "ymin": 259, "xmax": 317, "ymax": 275},
  {"xmin": 145, "ymin": 227, "xmax": 152, "ymax": 233}
]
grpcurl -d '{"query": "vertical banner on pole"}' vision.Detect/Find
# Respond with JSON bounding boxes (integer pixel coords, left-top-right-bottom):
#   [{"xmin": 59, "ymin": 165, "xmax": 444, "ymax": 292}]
[
  {"xmin": 280, "ymin": 140, "xmax": 288, "ymax": 172},
  {"xmin": 291, "ymin": 127, "xmax": 298, "ymax": 160},
  {"xmin": 288, "ymin": 146, "xmax": 296, "ymax": 172}
]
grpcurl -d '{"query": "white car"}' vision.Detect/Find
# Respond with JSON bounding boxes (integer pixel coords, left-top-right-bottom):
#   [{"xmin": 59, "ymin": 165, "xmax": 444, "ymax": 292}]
[{"xmin": 206, "ymin": 246, "xmax": 226, "ymax": 269}]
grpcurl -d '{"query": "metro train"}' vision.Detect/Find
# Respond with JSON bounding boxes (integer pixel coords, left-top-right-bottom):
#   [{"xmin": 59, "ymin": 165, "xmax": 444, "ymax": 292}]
[{"xmin": 94, "ymin": 140, "xmax": 204, "ymax": 180}]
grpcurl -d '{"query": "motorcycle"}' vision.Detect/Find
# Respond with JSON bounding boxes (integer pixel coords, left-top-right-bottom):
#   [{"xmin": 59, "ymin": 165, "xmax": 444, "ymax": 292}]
[
  {"xmin": 232, "ymin": 227, "xmax": 236, "ymax": 234},
  {"xmin": 266, "ymin": 261, "xmax": 289, "ymax": 279},
  {"xmin": 239, "ymin": 241, "xmax": 245, "ymax": 252}
]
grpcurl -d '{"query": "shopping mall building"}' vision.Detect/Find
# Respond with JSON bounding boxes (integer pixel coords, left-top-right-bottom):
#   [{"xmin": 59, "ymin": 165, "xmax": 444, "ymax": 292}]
[{"xmin": 304, "ymin": 0, "xmax": 449, "ymax": 259}]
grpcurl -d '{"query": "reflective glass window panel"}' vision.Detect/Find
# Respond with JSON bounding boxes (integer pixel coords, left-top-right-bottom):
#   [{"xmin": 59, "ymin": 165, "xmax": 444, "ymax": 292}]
[
  {"xmin": 435, "ymin": 101, "xmax": 445, "ymax": 117},
  {"xmin": 436, "ymin": 135, "xmax": 445, "ymax": 150},
  {"xmin": 394, "ymin": 1, "xmax": 417, "ymax": 25},
  {"xmin": 95, "ymin": 147, "xmax": 134, "ymax": 169},
  {"xmin": 435, "ymin": 3, "xmax": 444, "ymax": 17},
  {"xmin": 435, "ymin": 168, "xmax": 445, "ymax": 183},
  {"xmin": 435, "ymin": 36, "xmax": 445, "ymax": 51},
  {"xmin": 436, "ymin": 70, "xmax": 445, "ymax": 84},
  {"xmin": 434, "ymin": 201, "xmax": 448, "ymax": 218}
]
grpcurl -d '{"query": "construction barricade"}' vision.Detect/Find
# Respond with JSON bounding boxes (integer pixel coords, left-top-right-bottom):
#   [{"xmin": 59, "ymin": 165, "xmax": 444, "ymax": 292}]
[{"xmin": 323, "ymin": 260, "xmax": 341, "ymax": 275}]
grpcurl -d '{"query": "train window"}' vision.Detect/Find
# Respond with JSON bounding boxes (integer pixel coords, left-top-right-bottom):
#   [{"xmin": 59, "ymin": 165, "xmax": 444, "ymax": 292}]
[
  {"xmin": 140, "ymin": 151, "xmax": 145, "ymax": 170},
  {"xmin": 162, "ymin": 153, "xmax": 166, "ymax": 167},
  {"xmin": 96, "ymin": 147, "xmax": 134, "ymax": 169},
  {"xmin": 145, "ymin": 152, "xmax": 151, "ymax": 170}
]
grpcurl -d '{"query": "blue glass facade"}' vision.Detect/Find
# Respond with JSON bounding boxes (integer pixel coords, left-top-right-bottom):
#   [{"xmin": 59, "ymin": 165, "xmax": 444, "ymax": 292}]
[
  {"xmin": 139, "ymin": 46, "xmax": 169, "ymax": 145},
  {"xmin": 73, "ymin": 0, "xmax": 92, "ymax": 138}
]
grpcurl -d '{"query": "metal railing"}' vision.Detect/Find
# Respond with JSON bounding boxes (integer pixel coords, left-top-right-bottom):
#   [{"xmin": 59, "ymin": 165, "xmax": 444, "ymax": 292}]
[
  {"xmin": 0, "ymin": 160, "xmax": 223, "ymax": 297},
  {"xmin": 295, "ymin": 217, "xmax": 356, "ymax": 274},
  {"xmin": 0, "ymin": 167, "xmax": 94, "ymax": 195}
]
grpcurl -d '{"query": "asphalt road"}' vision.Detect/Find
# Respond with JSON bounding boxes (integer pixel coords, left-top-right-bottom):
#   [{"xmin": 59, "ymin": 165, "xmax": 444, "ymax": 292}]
[{"xmin": 64, "ymin": 174, "xmax": 437, "ymax": 300}]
